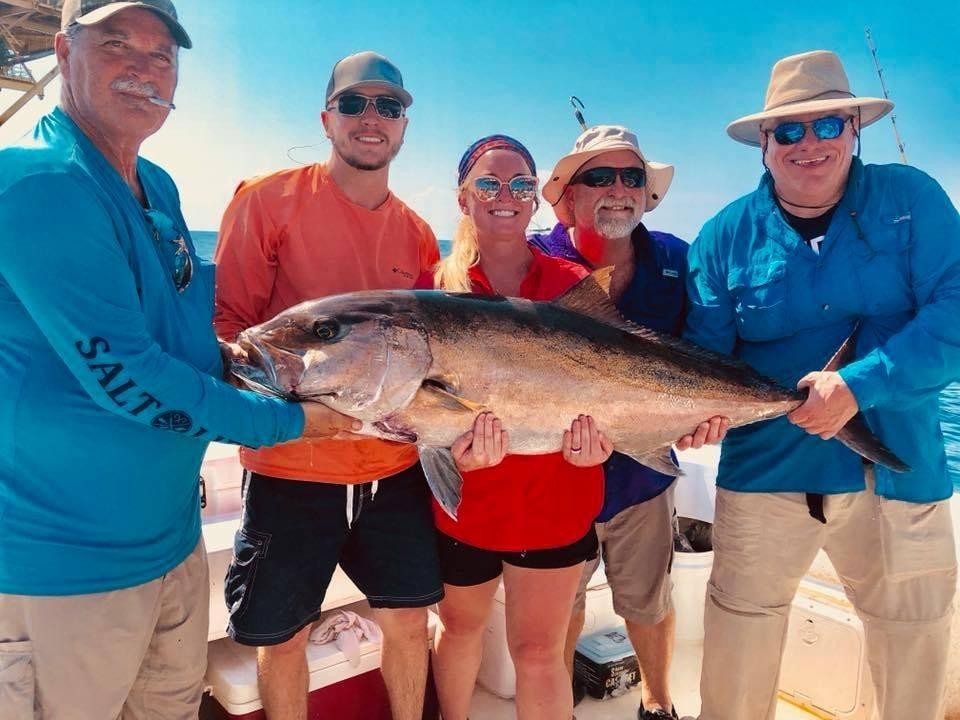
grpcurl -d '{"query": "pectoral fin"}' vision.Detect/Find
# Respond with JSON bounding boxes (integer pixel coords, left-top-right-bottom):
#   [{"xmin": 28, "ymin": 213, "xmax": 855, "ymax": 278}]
[
  {"xmin": 619, "ymin": 444, "xmax": 684, "ymax": 477},
  {"xmin": 418, "ymin": 446, "xmax": 464, "ymax": 519},
  {"xmin": 420, "ymin": 379, "xmax": 487, "ymax": 413}
]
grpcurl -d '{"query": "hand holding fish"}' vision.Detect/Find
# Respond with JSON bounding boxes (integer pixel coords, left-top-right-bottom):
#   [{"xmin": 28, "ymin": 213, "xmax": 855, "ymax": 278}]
[
  {"xmin": 562, "ymin": 415, "xmax": 613, "ymax": 467},
  {"xmin": 675, "ymin": 416, "xmax": 730, "ymax": 451},
  {"xmin": 451, "ymin": 412, "xmax": 509, "ymax": 472},
  {"xmin": 300, "ymin": 403, "xmax": 363, "ymax": 439},
  {"xmin": 789, "ymin": 371, "xmax": 859, "ymax": 439},
  {"xmin": 219, "ymin": 341, "xmax": 248, "ymax": 385}
]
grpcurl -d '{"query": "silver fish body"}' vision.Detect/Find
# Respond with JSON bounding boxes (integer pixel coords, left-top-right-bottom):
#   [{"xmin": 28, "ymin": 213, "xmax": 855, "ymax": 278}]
[{"xmin": 234, "ymin": 270, "xmax": 907, "ymax": 516}]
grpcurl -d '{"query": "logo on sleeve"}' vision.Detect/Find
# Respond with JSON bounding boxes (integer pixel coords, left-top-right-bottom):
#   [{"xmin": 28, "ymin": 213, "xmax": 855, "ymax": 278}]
[{"xmin": 151, "ymin": 411, "xmax": 193, "ymax": 433}]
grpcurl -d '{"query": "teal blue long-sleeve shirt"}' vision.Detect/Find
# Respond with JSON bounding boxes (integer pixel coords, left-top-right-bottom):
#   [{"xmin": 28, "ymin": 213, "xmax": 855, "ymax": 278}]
[
  {"xmin": 685, "ymin": 159, "xmax": 960, "ymax": 502},
  {"xmin": 0, "ymin": 108, "xmax": 305, "ymax": 595}
]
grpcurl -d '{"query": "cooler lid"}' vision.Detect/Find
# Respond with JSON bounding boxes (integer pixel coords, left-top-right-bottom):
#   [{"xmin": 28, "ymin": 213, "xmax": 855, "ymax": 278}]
[
  {"xmin": 575, "ymin": 627, "xmax": 636, "ymax": 663},
  {"xmin": 206, "ymin": 634, "xmax": 383, "ymax": 706},
  {"xmin": 206, "ymin": 605, "xmax": 439, "ymax": 708}
]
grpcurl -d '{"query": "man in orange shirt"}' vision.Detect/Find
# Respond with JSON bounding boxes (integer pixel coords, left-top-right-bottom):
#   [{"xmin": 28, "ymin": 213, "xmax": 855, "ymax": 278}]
[{"xmin": 214, "ymin": 51, "xmax": 441, "ymax": 720}]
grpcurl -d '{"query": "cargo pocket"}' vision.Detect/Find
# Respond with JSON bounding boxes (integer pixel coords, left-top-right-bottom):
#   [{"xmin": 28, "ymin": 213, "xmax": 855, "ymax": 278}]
[
  {"xmin": 0, "ymin": 640, "xmax": 36, "ymax": 720},
  {"xmin": 224, "ymin": 528, "xmax": 271, "ymax": 622},
  {"xmin": 876, "ymin": 496, "xmax": 956, "ymax": 579},
  {"xmin": 728, "ymin": 260, "xmax": 791, "ymax": 342}
]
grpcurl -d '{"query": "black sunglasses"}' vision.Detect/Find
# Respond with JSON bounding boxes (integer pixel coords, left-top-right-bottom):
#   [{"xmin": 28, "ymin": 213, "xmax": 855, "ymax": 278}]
[
  {"xmin": 570, "ymin": 166, "xmax": 646, "ymax": 189},
  {"xmin": 769, "ymin": 116, "xmax": 849, "ymax": 146},
  {"xmin": 145, "ymin": 208, "xmax": 193, "ymax": 293},
  {"xmin": 331, "ymin": 94, "xmax": 405, "ymax": 120}
]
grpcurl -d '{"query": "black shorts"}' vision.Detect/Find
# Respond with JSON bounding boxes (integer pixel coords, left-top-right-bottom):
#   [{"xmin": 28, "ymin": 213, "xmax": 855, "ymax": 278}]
[
  {"xmin": 436, "ymin": 528, "xmax": 599, "ymax": 587},
  {"xmin": 225, "ymin": 464, "xmax": 443, "ymax": 646}
]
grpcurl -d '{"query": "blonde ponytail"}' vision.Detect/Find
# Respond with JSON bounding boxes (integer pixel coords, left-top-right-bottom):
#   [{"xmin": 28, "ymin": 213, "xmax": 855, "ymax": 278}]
[{"xmin": 433, "ymin": 215, "xmax": 479, "ymax": 292}]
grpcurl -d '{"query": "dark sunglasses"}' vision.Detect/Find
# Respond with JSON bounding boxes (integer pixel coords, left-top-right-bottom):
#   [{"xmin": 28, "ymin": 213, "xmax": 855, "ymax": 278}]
[
  {"xmin": 145, "ymin": 208, "xmax": 193, "ymax": 293},
  {"xmin": 570, "ymin": 166, "xmax": 646, "ymax": 189},
  {"xmin": 332, "ymin": 93, "xmax": 405, "ymax": 120},
  {"xmin": 769, "ymin": 115, "xmax": 849, "ymax": 145},
  {"xmin": 472, "ymin": 175, "xmax": 538, "ymax": 202}
]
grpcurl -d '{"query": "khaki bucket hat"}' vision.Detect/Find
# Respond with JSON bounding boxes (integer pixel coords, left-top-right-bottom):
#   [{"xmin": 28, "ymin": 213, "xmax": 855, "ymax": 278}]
[
  {"xmin": 727, "ymin": 50, "xmax": 893, "ymax": 146},
  {"xmin": 542, "ymin": 125, "xmax": 674, "ymax": 226}
]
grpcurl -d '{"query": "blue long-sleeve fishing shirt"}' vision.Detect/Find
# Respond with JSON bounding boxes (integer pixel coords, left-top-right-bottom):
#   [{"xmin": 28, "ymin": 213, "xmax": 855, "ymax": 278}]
[
  {"xmin": 0, "ymin": 108, "xmax": 304, "ymax": 595},
  {"xmin": 685, "ymin": 159, "xmax": 960, "ymax": 502}
]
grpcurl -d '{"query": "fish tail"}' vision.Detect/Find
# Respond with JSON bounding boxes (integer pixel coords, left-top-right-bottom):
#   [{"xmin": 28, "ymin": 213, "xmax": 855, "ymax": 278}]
[{"xmin": 836, "ymin": 413, "xmax": 910, "ymax": 472}]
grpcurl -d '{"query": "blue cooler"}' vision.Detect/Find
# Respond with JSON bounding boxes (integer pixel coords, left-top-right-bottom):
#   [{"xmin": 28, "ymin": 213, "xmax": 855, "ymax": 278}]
[{"xmin": 573, "ymin": 627, "xmax": 640, "ymax": 700}]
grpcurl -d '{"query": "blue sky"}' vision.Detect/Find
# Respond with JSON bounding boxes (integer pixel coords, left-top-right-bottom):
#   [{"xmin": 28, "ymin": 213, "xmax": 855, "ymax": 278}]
[{"xmin": 1, "ymin": 0, "xmax": 957, "ymax": 239}]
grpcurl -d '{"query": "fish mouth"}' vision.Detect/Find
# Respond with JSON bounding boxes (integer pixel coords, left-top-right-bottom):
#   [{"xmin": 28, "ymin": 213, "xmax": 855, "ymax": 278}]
[
  {"xmin": 233, "ymin": 333, "xmax": 344, "ymax": 403},
  {"xmin": 232, "ymin": 335, "xmax": 291, "ymax": 399}
]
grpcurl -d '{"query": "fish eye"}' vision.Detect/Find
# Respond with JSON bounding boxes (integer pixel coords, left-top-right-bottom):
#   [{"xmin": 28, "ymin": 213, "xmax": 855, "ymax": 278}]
[{"xmin": 313, "ymin": 319, "xmax": 340, "ymax": 341}]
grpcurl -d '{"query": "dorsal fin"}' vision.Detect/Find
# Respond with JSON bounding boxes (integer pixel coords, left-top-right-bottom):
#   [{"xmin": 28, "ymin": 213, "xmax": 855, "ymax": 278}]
[{"xmin": 553, "ymin": 267, "xmax": 625, "ymax": 326}]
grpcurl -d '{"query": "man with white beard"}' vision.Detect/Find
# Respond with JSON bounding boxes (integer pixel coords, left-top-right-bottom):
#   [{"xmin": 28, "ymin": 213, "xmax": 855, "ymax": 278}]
[{"xmin": 531, "ymin": 125, "xmax": 727, "ymax": 720}]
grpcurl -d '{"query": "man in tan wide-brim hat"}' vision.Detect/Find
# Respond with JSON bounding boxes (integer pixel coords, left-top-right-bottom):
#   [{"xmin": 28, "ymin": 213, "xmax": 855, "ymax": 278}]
[
  {"xmin": 685, "ymin": 49, "xmax": 960, "ymax": 720},
  {"xmin": 541, "ymin": 125, "xmax": 675, "ymax": 218},
  {"xmin": 532, "ymin": 125, "xmax": 728, "ymax": 720}
]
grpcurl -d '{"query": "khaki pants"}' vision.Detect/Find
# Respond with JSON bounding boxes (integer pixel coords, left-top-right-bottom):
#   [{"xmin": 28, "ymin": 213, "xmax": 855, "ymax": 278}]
[
  {"xmin": 699, "ymin": 471, "xmax": 957, "ymax": 720},
  {"xmin": 574, "ymin": 482, "xmax": 676, "ymax": 625},
  {"xmin": 0, "ymin": 538, "xmax": 209, "ymax": 720}
]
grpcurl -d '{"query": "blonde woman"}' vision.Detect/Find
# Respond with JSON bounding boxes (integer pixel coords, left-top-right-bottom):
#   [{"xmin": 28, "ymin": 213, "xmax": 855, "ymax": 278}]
[{"xmin": 416, "ymin": 135, "xmax": 611, "ymax": 720}]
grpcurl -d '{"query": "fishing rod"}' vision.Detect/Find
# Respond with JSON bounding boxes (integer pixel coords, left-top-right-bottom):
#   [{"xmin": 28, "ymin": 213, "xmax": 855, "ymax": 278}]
[
  {"xmin": 865, "ymin": 27, "xmax": 908, "ymax": 164},
  {"xmin": 570, "ymin": 96, "xmax": 588, "ymax": 131}
]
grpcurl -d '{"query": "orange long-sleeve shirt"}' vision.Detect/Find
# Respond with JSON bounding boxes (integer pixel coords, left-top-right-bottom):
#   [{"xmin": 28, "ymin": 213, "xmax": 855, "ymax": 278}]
[{"xmin": 214, "ymin": 163, "xmax": 439, "ymax": 483}]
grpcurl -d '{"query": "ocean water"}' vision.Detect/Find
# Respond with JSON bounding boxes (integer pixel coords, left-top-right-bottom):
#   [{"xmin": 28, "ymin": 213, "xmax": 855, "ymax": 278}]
[{"xmin": 192, "ymin": 229, "xmax": 960, "ymax": 492}]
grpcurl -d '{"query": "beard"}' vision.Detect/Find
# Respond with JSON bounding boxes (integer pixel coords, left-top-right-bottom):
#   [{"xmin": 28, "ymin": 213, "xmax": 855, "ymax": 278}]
[
  {"xmin": 592, "ymin": 196, "xmax": 643, "ymax": 239},
  {"xmin": 332, "ymin": 132, "xmax": 403, "ymax": 171}
]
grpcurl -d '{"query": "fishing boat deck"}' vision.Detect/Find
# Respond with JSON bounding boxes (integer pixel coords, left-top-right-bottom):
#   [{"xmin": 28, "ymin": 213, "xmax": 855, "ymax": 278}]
[{"xmin": 469, "ymin": 650, "xmax": 818, "ymax": 719}]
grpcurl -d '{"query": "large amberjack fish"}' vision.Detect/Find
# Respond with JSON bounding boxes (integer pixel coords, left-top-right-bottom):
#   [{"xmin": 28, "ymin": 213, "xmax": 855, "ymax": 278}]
[{"xmin": 232, "ymin": 269, "xmax": 908, "ymax": 518}]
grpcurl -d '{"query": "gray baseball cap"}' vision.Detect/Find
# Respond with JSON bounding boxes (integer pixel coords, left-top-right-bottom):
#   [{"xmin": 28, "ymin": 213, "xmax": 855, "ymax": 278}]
[
  {"xmin": 61, "ymin": 0, "xmax": 192, "ymax": 49},
  {"xmin": 326, "ymin": 51, "xmax": 412, "ymax": 108}
]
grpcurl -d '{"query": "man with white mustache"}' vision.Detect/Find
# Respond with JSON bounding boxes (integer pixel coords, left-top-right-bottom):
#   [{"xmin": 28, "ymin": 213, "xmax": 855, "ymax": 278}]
[
  {"xmin": 532, "ymin": 126, "xmax": 727, "ymax": 720},
  {"xmin": 0, "ymin": 1, "xmax": 350, "ymax": 717}
]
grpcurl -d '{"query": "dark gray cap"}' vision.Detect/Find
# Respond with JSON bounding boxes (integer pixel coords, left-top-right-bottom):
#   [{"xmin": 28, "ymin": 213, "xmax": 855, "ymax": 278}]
[
  {"xmin": 326, "ymin": 51, "xmax": 412, "ymax": 108},
  {"xmin": 61, "ymin": 0, "xmax": 192, "ymax": 49}
]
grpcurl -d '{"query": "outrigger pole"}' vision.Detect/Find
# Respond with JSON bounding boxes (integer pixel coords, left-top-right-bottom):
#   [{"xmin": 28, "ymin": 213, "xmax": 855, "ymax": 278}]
[
  {"xmin": 865, "ymin": 27, "xmax": 908, "ymax": 165},
  {"xmin": 0, "ymin": 0, "xmax": 61, "ymax": 128}
]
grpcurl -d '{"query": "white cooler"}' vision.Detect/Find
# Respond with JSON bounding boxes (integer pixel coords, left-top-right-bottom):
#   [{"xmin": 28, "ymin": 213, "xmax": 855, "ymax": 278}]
[{"xmin": 204, "ymin": 602, "xmax": 439, "ymax": 719}]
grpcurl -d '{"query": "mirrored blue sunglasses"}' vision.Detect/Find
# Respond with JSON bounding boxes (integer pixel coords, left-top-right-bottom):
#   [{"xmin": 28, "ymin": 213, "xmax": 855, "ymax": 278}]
[
  {"xmin": 144, "ymin": 208, "xmax": 194, "ymax": 293},
  {"xmin": 472, "ymin": 175, "xmax": 539, "ymax": 202},
  {"xmin": 770, "ymin": 116, "xmax": 849, "ymax": 146}
]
